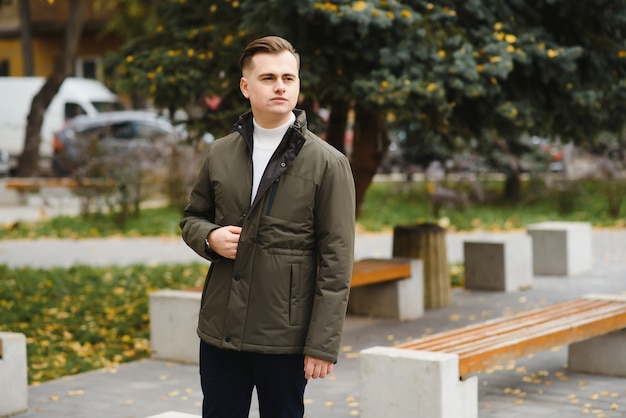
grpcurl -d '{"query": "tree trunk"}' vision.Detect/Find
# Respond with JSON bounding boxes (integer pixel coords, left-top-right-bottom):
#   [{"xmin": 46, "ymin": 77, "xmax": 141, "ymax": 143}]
[
  {"xmin": 16, "ymin": 0, "xmax": 87, "ymax": 177},
  {"xmin": 18, "ymin": 0, "xmax": 34, "ymax": 76},
  {"xmin": 350, "ymin": 104, "xmax": 389, "ymax": 216},
  {"xmin": 325, "ymin": 99, "xmax": 349, "ymax": 155},
  {"xmin": 504, "ymin": 169, "xmax": 521, "ymax": 201}
]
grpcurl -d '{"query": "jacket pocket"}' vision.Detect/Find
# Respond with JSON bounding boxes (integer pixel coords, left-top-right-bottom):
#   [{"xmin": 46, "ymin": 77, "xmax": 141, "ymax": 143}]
[{"xmin": 289, "ymin": 263, "xmax": 301, "ymax": 326}]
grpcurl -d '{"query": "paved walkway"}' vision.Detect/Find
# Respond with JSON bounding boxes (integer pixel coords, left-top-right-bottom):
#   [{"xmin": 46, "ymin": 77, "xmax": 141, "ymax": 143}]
[{"xmin": 1, "ymin": 195, "xmax": 625, "ymax": 417}]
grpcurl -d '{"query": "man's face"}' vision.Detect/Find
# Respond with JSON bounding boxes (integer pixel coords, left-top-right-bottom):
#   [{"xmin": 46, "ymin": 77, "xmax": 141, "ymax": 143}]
[{"xmin": 240, "ymin": 51, "xmax": 300, "ymax": 128}]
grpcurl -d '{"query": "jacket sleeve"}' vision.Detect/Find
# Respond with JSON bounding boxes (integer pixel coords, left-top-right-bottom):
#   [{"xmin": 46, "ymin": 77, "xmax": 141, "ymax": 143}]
[
  {"xmin": 304, "ymin": 154, "xmax": 355, "ymax": 363},
  {"xmin": 179, "ymin": 148, "xmax": 223, "ymax": 262}
]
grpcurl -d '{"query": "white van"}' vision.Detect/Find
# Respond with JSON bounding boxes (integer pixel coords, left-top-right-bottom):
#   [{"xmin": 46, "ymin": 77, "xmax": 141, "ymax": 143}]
[{"xmin": 0, "ymin": 77, "xmax": 123, "ymax": 173}]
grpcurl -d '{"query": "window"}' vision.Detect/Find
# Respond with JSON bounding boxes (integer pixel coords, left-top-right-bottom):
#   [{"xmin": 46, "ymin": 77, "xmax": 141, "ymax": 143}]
[
  {"xmin": 75, "ymin": 57, "xmax": 102, "ymax": 80},
  {"xmin": 0, "ymin": 60, "xmax": 9, "ymax": 76},
  {"xmin": 64, "ymin": 103, "xmax": 87, "ymax": 120}
]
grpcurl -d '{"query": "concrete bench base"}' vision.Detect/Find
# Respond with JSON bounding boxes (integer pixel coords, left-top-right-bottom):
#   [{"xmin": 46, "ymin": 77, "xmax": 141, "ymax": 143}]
[
  {"xmin": 463, "ymin": 234, "xmax": 533, "ymax": 292},
  {"xmin": 348, "ymin": 259, "xmax": 424, "ymax": 320},
  {"xmin": 149, "ymin": 290, "xmax": 201, "ymax": 364},
  {"xmin": 145, "ymin": 412, "xmax": 201, "ymax": 418},
  {"xmin": 0, "ymin": 332, "xmax": 28, "ymax": 418},
  {"xmin": 526, "ymin": 221, "xmax": 592, "ymax": 276},
  {"xmin": 569, "ymin": 328, "xmax": 626, "ymax": 376},
  {"xmin": 360, "ymin": 347, "xmax": 478, "ymax": 418}
]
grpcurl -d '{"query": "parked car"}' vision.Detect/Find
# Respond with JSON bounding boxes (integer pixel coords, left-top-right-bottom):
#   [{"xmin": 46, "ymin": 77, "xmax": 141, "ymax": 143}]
[{"xmin": 52, "ymin": 110, "xmax": 180, "ymax": 176}]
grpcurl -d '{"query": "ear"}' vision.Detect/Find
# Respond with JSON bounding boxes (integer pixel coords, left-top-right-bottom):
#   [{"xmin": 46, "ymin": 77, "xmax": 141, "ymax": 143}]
[{"xmin": 240, "ymin": 77, "xmax": 249, "ymax": 99}]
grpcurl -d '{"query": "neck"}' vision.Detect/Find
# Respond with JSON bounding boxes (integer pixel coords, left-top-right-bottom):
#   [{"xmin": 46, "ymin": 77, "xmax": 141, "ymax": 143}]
[{"xmin": 253, "ymin": 112, "xmax": 295, "ymax": 129}]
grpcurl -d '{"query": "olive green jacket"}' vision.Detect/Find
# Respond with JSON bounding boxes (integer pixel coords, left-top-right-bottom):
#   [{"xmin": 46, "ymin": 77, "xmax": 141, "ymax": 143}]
[{"xmin": 180, "ymin": 110, "xmax": 355, "ymax": 363}]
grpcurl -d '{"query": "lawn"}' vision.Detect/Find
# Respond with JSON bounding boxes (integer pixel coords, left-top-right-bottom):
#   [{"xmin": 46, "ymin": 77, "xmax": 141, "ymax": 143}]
[{"xmin": 0, "ymin": 263, "xmax": 207, "ymax": 384}]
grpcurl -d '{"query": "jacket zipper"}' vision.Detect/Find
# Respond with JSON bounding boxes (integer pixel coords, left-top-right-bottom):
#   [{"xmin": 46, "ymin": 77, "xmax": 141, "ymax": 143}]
[{"xmin": 265, "ymin": 178, "xmax": 280, "ymax": 216}]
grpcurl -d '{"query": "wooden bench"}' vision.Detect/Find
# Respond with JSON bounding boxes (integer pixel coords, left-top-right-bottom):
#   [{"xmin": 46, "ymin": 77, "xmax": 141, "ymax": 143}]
[
  {"xmin": 5, "ymin": 177, "xmax": 115, "ymax": 191},
  {"xmin": 347, "ymin": 258, "xmax": 423, "ymax": 321},
  {"xmin": 359, "ymin": 293, "xmax": 626, "ymax": 418},
  {"xmin": 150, "ymin": 258, "xmax": 424, "ymax": 364}
]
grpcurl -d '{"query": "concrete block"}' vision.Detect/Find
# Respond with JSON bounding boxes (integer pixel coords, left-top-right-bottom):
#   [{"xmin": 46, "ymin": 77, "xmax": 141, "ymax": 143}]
[
  {"xmin": 149, "ymin": 290, "xmax": 201, "ymax": 364},
  {"xmin": 463, "ymin": 235, "xmax": 533, "ymax": 292},
  {"xmin": 526, "ymin": 221, "xmax": 592, "ymax": 276},
  {"xmin": 0, "ymin": 332, "xmax": 28, "ymax": 417},
  {"xmin": 359, "ymin": 346, "xmax": 477, "ymax": 418},
  {"xmin": 568, "ymin": 329, "xmax": 626, "ymax": 376},
  {"xmin": 145, "ymin": 412, "xmax": 201, "ymax": 418},
  {"xmin": 348, "ymin": 259, "xmax": 424, "ymax": 320}
]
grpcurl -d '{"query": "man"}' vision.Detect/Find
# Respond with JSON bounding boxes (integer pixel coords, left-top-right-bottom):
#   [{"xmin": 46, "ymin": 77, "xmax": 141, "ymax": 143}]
[{"xmin": 180, "ymin": 36, "xmax": 355, "ymax": 418}]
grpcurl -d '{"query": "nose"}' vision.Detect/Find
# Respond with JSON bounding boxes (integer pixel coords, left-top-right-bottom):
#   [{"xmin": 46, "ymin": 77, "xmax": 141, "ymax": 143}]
[{"xmin": 274, "ymin": 79, "xmax": 286, "ymax": 93}]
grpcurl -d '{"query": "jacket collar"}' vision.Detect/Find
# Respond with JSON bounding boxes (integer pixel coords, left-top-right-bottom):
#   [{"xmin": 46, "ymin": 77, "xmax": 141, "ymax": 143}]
[{"xmin": 234, "ymin": 109, "xmax": 308, "ymax": 152}]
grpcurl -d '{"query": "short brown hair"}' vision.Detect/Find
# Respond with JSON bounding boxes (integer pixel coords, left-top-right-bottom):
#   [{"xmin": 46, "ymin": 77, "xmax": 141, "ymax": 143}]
[{"xmin": 239, "ymin": 36, "xmax": 300, "ymax": 72}]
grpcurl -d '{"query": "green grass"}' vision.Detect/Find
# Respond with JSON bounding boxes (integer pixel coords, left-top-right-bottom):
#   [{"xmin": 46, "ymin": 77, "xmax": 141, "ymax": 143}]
[
  {"xmin": 358, "ymin": 178, "xmax": 625, "ymax": 232},
  {"xmin": 0, "ymin": 263, "xmax": 207, "ymax": 384},
  {"xmin": 0, "ymin": 206, "xmax": 183, "ymax": 240},
  {"xmin": 1, "ymin": 178, "xmax": 623, "ymax": 240}
]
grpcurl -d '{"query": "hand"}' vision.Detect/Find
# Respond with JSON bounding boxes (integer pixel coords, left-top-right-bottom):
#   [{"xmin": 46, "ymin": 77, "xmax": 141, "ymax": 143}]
[
  {"xmin": 207, "ymin": 226, "xmax": 242, "ymax": 259},
  {"xmin": 304, "ymin": 355, "xmax": 334, "ymax": 379}
]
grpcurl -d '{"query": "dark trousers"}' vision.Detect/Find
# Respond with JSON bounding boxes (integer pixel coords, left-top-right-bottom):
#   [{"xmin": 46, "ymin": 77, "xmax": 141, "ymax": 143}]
[{"xmin": 199, "ymin": 340, "xmax": 307, "ymax": 418}]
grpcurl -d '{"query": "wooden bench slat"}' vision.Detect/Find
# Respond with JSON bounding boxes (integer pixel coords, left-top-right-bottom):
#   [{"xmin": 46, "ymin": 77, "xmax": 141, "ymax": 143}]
[
  {"xmin": 5, "ymin": 178, "xmax": 116, "ymax": 190},
  {"xmin": 398, "ymin": 298, "xmax": 603, "ymax": 351},
  {"xmin": 454, "ymin": 304, "xmax": 626, "ymax": 356},
  {"xmin": 350, "ymin": 259, "xmax": 411, "ymax": 288},
  {"xmin": 459, "ymin": 309, "xmax": 626, "ymax": 376},
  {"xmin": 401, "ymin": 299, "xmax": 612, "ymax": 352}
]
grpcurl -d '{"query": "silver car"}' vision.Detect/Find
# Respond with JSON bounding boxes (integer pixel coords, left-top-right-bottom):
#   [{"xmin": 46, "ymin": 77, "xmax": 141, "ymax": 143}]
[{"xmin": 52, "ymin": 110, "xmax": 180, "ymax": 176}]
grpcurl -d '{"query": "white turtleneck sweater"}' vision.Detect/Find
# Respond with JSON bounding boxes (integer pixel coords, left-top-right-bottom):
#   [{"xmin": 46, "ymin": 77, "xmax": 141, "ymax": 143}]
[{"xmin": 251, "ymin": 113, "xmax": 296, "ymax": 205}]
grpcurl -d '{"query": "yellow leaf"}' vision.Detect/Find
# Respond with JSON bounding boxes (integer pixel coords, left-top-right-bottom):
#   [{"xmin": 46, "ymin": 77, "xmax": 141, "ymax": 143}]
[
  {"xmin": 353, "ymin": 1, "xmax": 367, "ymax": 11},
  {"xmin": 68, "ymin": 390, "xmax": 85, "ymax": 396},
  {"xmin": 449, "ymin": 313, "xmax": 461, "ymax": 321}
]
